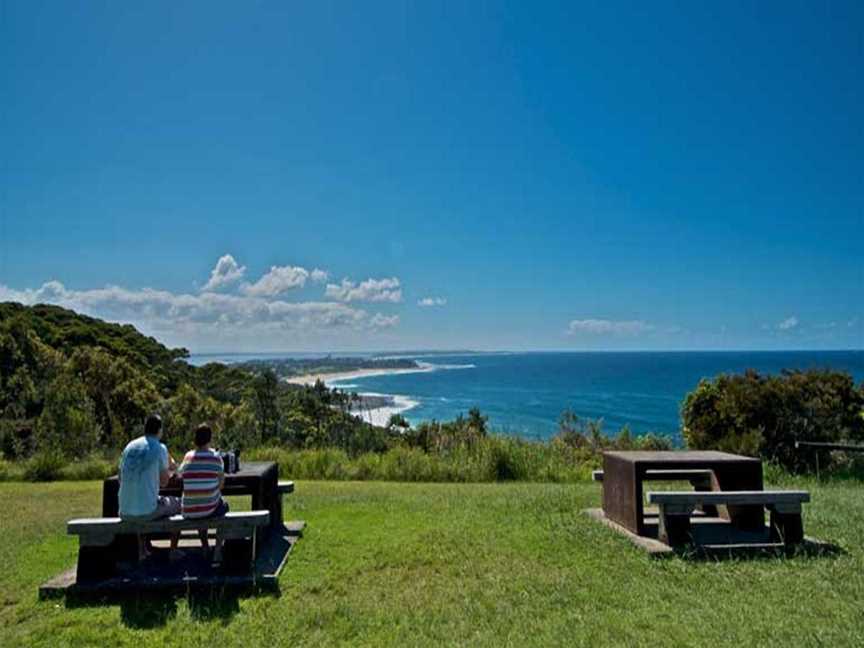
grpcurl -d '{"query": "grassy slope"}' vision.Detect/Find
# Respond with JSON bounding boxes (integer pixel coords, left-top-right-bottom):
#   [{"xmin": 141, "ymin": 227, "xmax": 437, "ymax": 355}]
[{"xmin": 1, "ymin": 479, "xmax": 862, "ymax": 647}]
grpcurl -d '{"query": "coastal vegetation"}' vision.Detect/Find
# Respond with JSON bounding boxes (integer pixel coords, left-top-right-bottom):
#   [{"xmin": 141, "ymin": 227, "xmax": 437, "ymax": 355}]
[
  {"xmin": 1, "ymin": 303, "xmax": 862, "ymax": 484},
  {"xmin": 236, "ymin": 354, "xmax": 419, "ymax": 379},
  {"xmin": 682, "ymin": 369, "xmax": 864, "ymax": 472}
]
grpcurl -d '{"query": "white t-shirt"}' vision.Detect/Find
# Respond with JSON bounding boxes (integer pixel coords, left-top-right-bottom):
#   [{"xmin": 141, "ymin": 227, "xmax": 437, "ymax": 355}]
[{"xmin": 118, "ymin": 435, "xmax": 169, "ymax": 517}]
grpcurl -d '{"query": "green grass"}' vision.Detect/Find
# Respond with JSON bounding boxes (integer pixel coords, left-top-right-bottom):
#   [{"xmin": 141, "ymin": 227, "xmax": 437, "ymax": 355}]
[{"xmin": 1, "ymin": 478, "xmax": 863, "ymax": 647}]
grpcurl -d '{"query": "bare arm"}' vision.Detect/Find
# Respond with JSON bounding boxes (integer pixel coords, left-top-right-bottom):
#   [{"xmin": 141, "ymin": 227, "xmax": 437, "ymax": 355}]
[{"xmin": 159, "ymin": 449, "xmax": 176, "ymax": 487}]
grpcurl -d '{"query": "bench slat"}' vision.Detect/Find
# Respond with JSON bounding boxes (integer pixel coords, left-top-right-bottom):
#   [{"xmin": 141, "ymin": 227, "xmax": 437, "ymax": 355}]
[
  {"xmin": 644, "ymin": 469, "xmax": 713, "ymax": 479},
  {"xmin": 592, "ymin": 469, "xmax": 713, "ymax": 483},
  {"xmin": 277, "ymin": 480, "xmax": 295, "ymax": 494},
  {"xmin": 647, "ymin": 490, "xmax": 809, "ymax": 505},
  {"xmin": 68, "ymin": 511, "xmax": 269, "ymax": 535}
]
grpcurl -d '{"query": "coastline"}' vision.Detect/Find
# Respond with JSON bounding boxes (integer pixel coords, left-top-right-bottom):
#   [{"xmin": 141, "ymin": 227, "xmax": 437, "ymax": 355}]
[
  {"xmin": 286, "ymin": 365, "xmax": 432, "ymax": 427},
  {"xmin": 347, "ymin": 393, "xmax": 419, "ymax": 427},
  {"xmin": 285, "ymin": 360, "xmax": 475, "ymax": 428},
  {"xmin": 285, "ymin": 363, "xmax": 435, "ymax": 387}
]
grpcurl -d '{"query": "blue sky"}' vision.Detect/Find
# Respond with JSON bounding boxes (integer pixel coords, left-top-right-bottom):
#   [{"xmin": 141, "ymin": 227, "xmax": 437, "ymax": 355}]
[{"xmin": 1, "ymin": 1, "xmax": 862, "ymax": 352}]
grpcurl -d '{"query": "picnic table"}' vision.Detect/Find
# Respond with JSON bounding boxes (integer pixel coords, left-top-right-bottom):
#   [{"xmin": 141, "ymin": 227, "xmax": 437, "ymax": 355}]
[
  {"xmin": 102, "ymin": 460, "xmax": 283, "ymax": 534},
  {"xmin": 602, "ymin": 450, "xmax": 764, "ymax": 536}
]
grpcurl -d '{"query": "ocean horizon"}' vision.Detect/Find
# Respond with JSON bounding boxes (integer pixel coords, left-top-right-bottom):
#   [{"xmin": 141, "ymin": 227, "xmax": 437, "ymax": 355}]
[{"xmin": 191, "ymin": 350, "xmax": 864, "ymax": 442}]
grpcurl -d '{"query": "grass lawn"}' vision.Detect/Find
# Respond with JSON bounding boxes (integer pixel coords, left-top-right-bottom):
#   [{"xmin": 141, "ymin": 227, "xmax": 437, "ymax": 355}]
[{"xmin": 1, "ymin": 478, "xmax": 863, "ymax": 647}]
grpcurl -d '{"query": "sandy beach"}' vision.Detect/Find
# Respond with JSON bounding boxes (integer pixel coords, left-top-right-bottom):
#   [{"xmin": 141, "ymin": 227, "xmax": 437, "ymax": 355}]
[
  {"xmin": 285, "ymin": 363, "xmax": 435, "ymax": 387},
  {"xmin": 285, "ymin": 361, "xmax": 477, "ymax": 427},
  {"xmin": 285, "ymin": 365, "xmax": 433, "ymax": 427},
  {"xmin": 347, "ymin": 393, "xmax": 420, "ymax": 427}
]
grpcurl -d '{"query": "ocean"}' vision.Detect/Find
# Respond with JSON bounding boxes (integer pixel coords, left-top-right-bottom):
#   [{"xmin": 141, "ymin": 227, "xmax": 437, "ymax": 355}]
[
  {"xmin": 188, "ymin": 350, "xmax": 864, "ymax": 442},
  {"xmin": 326, "ymin": 351, "xmax": 864, "ymax": 442}
]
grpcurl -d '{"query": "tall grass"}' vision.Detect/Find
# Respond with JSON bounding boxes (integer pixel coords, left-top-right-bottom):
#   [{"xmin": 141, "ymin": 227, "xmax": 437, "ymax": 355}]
[
  {"xmin": 246, "ymin": 437, "xmax": 597, "ymax": 483},
  {"xmin": 0, "ymin": 454, "xmax": 115, "ymax": 483}
]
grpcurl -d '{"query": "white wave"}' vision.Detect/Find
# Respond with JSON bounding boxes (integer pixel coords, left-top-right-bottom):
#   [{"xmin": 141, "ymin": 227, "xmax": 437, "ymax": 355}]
[
  {"xmin": 351, "ymin": 393, "xmax": 420, "ymax": 427},
  {"xmin": 421, "ymin": 362, "xmax": 476, "ymax": 371}
]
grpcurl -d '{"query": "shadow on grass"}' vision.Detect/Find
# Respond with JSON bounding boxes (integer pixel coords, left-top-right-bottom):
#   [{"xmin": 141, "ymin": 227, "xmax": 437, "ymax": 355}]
[
  {"xmin": 673, "ymin": 538, "xmax": 847, "ymax": 562},
  {"xmin": 119, "ymin": 594, "xmax": 179, "ymax": 629},
  {"xmin": 65, "ymin": 593, "xmax": 181, "ymax": 629},
  {"xmin": 65, "ymin": 584, "xmax": 280, "ymax": 629}
]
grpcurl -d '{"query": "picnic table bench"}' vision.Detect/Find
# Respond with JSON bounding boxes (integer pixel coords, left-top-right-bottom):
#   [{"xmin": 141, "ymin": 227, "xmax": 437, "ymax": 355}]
[
  {"xmin": 594, "ymin": 450, "xmax": 818, "ymax": 552},
  {"xmin": 602, "ymin": 451, "xmax": 765, "ymax": 536},
  {"xmin": 69, "ymin": 461, "xmax": 295, "ymax": 583},
  {"xmin": 68, "ymin": 511, "xmax": 270, "ymax": 581},
  {"xmin": 647, "ymin": 490, "xmax": 810, "ymax": 547}
]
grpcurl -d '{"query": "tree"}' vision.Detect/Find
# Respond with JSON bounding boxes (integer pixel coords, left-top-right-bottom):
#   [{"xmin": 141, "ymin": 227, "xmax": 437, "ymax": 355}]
[
  {"xmin": 220, "ymin": 399, "xmax": 260, "ymax": 451},
  {"xmin": 67, "ymin": 347, "xmax": 161, "ymax": 446},
  {"xmin": 0, "ymin": 320, "xmax": 62, "ymax": 419},
  {"xmin": 387, "ymin": 413, "xmax": 411, "ymax": 433},
  {"xmin": 251, "ymin": 370, "xmax": 281, "ymax": 443},
  {"xmin": 35, "ymin": 370, "xmax": 101, "ymax": 458},
  {"xmin": 682, "ymin": 369, "xmax": 864, "ymax": 472},
  {"xmin": 467, "ymin": 407, "xmax": 488, "ymax": 437}
]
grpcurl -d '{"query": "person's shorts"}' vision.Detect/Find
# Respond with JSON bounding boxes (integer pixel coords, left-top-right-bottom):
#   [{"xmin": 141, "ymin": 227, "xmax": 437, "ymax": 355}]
[
  {"xmin": 205, "ymin": 497, "xmax": 230, "ymax": 518},
  {"xmin": 121, "ymin": 496, "xmax": 181, "ymax": 521}
]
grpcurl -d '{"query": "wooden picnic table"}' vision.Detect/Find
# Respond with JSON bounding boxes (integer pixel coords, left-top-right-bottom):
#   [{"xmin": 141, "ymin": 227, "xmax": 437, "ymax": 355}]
[
  {"xmin": 601, "ymin": 450, "xmax": 764, "ymax": 536},
  {"xmin": 102, "ymin": 460, "xmax": 283, "ymax": 533}
]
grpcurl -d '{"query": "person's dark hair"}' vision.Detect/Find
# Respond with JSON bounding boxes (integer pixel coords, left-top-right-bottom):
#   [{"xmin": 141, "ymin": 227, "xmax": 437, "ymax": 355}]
[
  {"xmin": 195, "ymin": 423, "xmax": 212, "ymax": 448},
  {"xmin": 144, "ymin": 414, "xmax": 162, "ymax": 436}
]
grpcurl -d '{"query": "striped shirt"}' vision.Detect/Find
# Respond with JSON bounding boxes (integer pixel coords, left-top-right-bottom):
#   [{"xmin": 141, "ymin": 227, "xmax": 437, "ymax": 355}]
[{"xmin": 179, "ymin": 448, "xmax": 224, "ymax": 518}]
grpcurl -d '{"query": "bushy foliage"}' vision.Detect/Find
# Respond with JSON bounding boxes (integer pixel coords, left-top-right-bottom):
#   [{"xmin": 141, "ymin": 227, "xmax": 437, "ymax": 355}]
[
  {"xmin": 66, "ymin": 347, "xmax": 162, "ymax": 447},
  {"xmin": 0, "ymin": 319, "xmax": 62, "ymax": 420},
  {"xmin": 23, "ymin": 449, "xmax": 67, "ymax": 481},
  {"xmin": 553, "ymin": 409, "xmax": 673, "ymax": 454},
  {"xmin": 0, "ymin": 302, "xmax": 190, "ymax": 393},
  {"xmin": 682, "ymin": 369, "xmax": 864, "ymax": 472},
  {"xmin": 0, "ymin": 304, "xmax": 389, "ymax": 460},
  {"xmin": 35, "ymin": 370, "xmax": 102, "ymax": 457}
]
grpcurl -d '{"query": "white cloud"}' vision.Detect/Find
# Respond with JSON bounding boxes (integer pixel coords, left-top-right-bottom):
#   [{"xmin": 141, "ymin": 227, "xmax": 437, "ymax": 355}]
[
  {"xmin": 202, "ymin": 254, "xmax": 246, "ymax": 291},
  {"xmin": 418, "ymin": 296, "xmax": 447, "ymax": 307},
  {"xmin": 310, "ymin": 268, "xmax": 329, "ymax": 283},
  {"xmin": 369, "ymin": 313, "xmax": 400, "ymax": 329},
  {"xmin": 325, "ymin": 277, "xmax": 402, "ymax": 303},
  {"xmin": 242, "ymin": 265, "xmax": 312, "ymax": 297},
  {"xmin": 567, "ymin": 319, "xmax": 654, "ymax": 336},
  {"xmin": 0, "ymin": 280, "xmax": 396, "ymax": 344},
  {"xmin": 778, "ymin": 316, "xmax": 799, "ymax": 331}
]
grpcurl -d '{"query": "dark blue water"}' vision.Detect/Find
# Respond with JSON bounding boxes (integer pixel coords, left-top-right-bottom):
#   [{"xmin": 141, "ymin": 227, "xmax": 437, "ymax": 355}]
[{"xmin": 330, "ymin": 351, "xmax": 864, "ymax": 441}]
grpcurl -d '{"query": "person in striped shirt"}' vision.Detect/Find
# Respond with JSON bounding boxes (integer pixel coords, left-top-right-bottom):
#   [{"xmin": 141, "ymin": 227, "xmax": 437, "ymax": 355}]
[{"xmin": 178, "ymin": 423, "xmax": 229, "ymax": 559}]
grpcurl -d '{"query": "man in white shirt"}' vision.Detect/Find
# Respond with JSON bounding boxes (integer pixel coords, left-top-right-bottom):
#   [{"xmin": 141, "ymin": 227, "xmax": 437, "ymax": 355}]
[{"xmin": 118, "ymin": 414, "xmax": 181, "ymax": 559}]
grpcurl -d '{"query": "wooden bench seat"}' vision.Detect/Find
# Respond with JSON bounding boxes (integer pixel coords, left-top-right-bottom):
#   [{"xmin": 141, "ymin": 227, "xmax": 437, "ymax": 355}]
[
  {"xmin": 277, "ymin": 480, "xmax": 295, "ymax": 494},
  {"xmin": 68, "ymin": 511, "xmax": 270, "ymax": 542},
  {"xmin": 68, "ymin": 511, "xmax": 269, "ymax": 581},
  {"xmin": 646, "ymin": 490, "xmax": 810, "ymax": 547}
]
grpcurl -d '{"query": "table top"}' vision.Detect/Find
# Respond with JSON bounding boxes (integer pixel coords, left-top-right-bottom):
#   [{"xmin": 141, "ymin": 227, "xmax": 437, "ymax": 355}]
[{"xmin": 603, "ymin": 450, "xmax": 759, "ymax": 464}]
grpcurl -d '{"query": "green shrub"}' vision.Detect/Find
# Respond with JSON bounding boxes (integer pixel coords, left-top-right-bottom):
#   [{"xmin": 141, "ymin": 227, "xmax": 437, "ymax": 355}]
[
  {"xmin": 35, "ymin": 371, "xmax": 102, "ymax": 458},
  {"xmin": 60, "ymin": 456, "xmax": 115, "ymax": 481},
  {"xmin": 246, "ymin": 435, "xmax": 620, "ymax": 484},
  {"xmin": 23, "ymin": 450, "xmax": 66, "ymax": 481},
  {"xmin": 0, "ymin": 458, "xmax": 25, "ymax": 481},
  {"xmin": 682, "ymin": 369, "xmax": 864, "ymax": 473}
]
